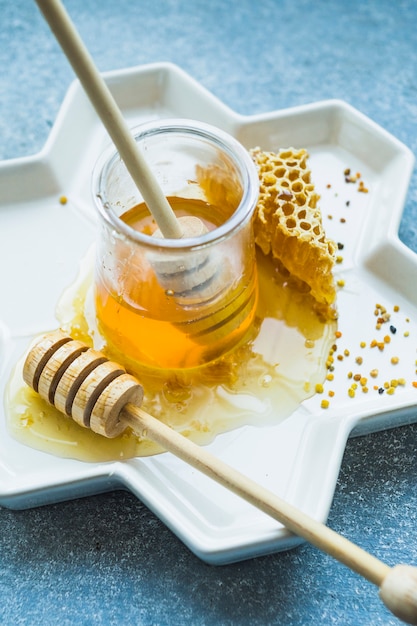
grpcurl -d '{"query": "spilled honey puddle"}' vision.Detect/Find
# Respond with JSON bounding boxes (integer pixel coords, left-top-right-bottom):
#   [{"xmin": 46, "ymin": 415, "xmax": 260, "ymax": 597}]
[{"xmin": 6, "ymin": 247, "xmax": 336, "ymax": 462}]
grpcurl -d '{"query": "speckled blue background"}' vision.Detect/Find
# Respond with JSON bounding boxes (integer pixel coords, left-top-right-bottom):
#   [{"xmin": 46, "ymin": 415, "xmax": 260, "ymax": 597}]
[{"xmin": 1, "ymin": 1, "xmax": 417, "ymax": 624}]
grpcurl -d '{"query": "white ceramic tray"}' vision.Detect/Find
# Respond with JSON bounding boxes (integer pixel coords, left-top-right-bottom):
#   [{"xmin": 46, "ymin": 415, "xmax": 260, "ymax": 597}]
[{"xmin": 0, "ymin": 63, "xmax": 415, "ymax": 564}]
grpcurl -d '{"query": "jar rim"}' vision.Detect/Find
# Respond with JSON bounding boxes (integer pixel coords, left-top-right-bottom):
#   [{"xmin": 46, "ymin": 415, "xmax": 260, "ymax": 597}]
[{"xmin": 92, "ymin": 118, "xmax": 259, "ymax": 251}]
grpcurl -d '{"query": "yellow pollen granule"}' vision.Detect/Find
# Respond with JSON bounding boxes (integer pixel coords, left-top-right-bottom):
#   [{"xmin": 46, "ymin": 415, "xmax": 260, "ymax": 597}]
[
  {"xmin": 370, "ymin": 369, "xmax": 378, "ymax": 378},
  {"xmin": 59, "ymin": 195, "xmax": 68, "ymax": 205},
  {"xmin": 391, "ymin": 356, "xmax": 399, "ymax": 365},
  {"xmin": 315, "ymin": 383, "xmax": 324, "ymax": 394},
  {"xmin": 321, "ymin": 399, "xmax": 330, "ymax": 409}
]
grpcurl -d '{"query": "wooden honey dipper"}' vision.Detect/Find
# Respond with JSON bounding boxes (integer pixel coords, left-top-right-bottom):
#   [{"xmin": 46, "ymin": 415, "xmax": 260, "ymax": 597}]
[
  {"xmin": 35, "ymin": 0, "xmax": 224, "ymax": 296},
  {"xmin": 22, "ymin": 330, "xmax": 417, "ymax": 624}
]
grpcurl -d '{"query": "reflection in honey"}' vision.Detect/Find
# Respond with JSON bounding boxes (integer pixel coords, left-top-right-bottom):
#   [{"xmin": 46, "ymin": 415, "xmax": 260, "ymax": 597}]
[{"xmin": 6, "ymin": 248, "xmax": 337, "ymax": 462}]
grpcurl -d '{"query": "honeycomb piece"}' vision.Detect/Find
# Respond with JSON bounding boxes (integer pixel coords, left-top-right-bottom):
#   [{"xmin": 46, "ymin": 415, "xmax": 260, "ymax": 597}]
[{"xmin": 250, "ymin": 147, "xmax": 337, "ymax": 311}]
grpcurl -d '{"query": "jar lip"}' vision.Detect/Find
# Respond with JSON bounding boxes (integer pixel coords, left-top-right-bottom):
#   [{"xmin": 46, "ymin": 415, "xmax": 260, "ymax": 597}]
[{"xmin": 92, "ymin": 118, "xmax": 259, "ymax": 251}]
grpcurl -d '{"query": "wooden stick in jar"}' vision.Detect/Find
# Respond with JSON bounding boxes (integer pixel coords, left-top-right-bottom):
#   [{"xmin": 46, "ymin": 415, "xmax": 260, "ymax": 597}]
[
  {"xmin": 34, "ymin": 0, "xmax": 192, "ymax": 240},
  {"xmin": 22, "ymin": 330, "xmax": 417, "ymax": 625},
  {"xmin": 35, "ymin": 0, "xmax": 226, "ymax": 297}
]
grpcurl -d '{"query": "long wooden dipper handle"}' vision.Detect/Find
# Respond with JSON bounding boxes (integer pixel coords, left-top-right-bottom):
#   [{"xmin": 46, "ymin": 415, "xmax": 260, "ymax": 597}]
[
  {"xmin": 22, "ymin": 330, "xmax": 417, "ymax": 624},
  {"xmin": 35, "ymin": 0, "xmax": 183, "ymax": 239}
]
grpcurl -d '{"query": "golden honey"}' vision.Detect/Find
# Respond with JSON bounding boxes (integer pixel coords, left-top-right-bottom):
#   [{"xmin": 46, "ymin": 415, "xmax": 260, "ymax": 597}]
[
  {"xmin": 6, "ymin": 249, "xmax": 337, "ymax": 462},
  {"xmin": 94, "ymin": 197, "xmax": 258, "ymax": 370},
  {"xmin": 5, "ymin": 132, "xmax": 338, "ymax": 464}
]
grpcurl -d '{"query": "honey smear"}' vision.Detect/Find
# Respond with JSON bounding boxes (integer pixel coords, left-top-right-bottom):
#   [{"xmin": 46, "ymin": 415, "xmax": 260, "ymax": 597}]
[
  {"xmin": 6, "ymin": 146, "xmax": 337, "ymax": 462},
  {"xmin": 6, "ymin": 248, "xmax": 336, "ymax": 462}
]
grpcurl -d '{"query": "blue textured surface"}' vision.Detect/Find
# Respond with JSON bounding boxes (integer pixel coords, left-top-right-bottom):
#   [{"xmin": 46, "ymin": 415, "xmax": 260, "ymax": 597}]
[{"xmin": 1, "ymin": 1, "xmax": 417, "ymax": 624}]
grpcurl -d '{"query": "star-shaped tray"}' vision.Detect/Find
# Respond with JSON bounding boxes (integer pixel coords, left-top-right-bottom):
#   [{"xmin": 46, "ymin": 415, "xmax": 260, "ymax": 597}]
[{"xmin": 0, "ymin": 63, "xmax": 415, "ymax": 564}]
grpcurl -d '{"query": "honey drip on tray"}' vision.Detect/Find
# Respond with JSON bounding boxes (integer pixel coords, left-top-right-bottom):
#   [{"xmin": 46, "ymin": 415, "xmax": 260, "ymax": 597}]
[{"xmin": 6, "ymin": 248, "xmax": 337, "ymax": 462}]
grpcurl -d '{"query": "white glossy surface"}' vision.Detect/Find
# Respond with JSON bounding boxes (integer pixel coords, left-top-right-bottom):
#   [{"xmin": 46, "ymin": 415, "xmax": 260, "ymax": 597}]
[{"xmin": 0, "ymin": 63, "xmax": 415, "ymax": 564}]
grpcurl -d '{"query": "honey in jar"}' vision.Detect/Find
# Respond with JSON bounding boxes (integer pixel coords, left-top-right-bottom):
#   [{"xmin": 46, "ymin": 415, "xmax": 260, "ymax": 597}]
[{"xmin": 93, "ymin": 120, "xmax": 260, "ymax": 370}]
